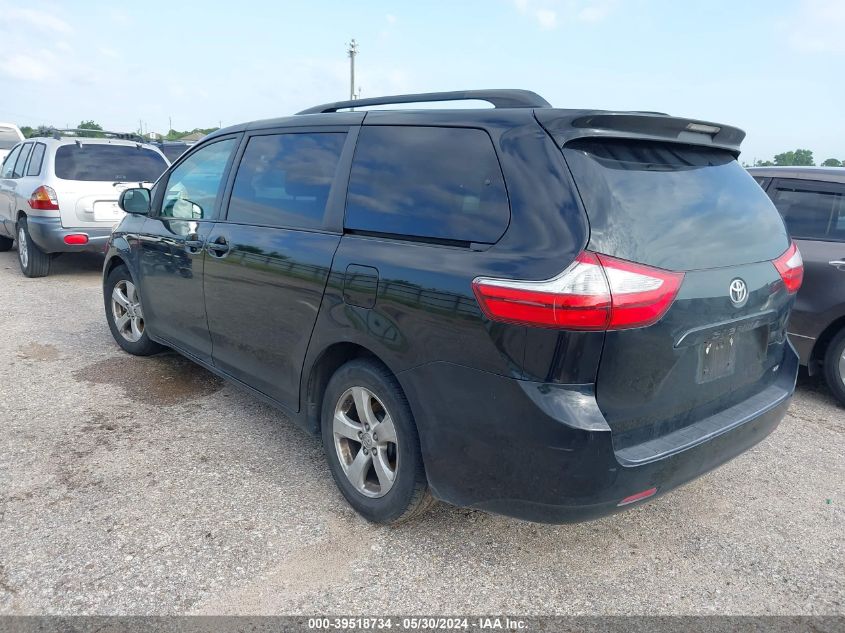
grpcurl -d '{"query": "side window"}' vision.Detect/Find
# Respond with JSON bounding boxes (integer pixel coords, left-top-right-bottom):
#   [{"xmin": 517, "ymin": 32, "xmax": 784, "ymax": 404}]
[
  {"xmin": 345, "ymin": 126, "xmax": 510, "ymax": 243},
  {"xmin": 12, "ymin": 143, "xmax": 33, "ymax": 178},
  {"xmin": 27, "ymin": 143, "xmax": 46, "ymax": 176},
  {"xmin": 771, "ymin": 180, "xmax": 844, "ymax": 240},
  {"xmin": 160, "ymin": 138, "xmax": 236, "ymax": 220},
  {"xmin": 1, "ymin": 145, "xmax": 21, "ymax": 178},
  {"xmin": 227, "ymin": 132, "xmax": 345, "ymax": 230}
]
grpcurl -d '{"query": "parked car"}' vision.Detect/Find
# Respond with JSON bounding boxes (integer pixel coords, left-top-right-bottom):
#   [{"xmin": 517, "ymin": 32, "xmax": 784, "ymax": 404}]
[
  {"xmin": 0, "ymin": 132, "xmax": 169, "ymax": 277},
  {"xmin": 0, "ymin": 123, "xmax": 24, "ymax": 163},
  {"xmin": 146, "ymin": 139, "xmax": 194, "ymax": 163},
  {"xmin": 103, "ymin": 90, "xmax": 801, "ymax": 524},
  {"xmin": 749, "ymin": 166, "xmax": 845, "ymax": 405}
]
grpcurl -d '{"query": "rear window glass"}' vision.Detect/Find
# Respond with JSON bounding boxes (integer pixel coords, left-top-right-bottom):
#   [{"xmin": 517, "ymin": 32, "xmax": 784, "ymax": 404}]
[
  {"xmin": 0, "ymin": 127, "xmax": 22, "ymax": 150},
  {"xmin": 563, "ymin": 139, "xmax": 789, "ymax": 270},
  {"xmin": 345, "ymin": 126, "xmax": 510, "ymax": 244},
  {"xmin": 55, "ymin": 144, "xmax": 168, "ymax": 182}
]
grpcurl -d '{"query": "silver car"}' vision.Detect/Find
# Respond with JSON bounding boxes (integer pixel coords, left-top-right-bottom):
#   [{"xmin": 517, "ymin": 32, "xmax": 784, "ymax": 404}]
[{"xmin": 0, "ymin": 134, "xmax": 169, "ymax": 277}]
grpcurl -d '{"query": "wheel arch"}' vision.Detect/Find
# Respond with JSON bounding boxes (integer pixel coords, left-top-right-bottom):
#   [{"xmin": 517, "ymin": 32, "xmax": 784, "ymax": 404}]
[
  {"xmin": 302, "ymin": 341, "xmax": 399, "ymax": 435},
  {"xmin": 811, "ymin": 315, "xmax": 845, "ymax": 372}
]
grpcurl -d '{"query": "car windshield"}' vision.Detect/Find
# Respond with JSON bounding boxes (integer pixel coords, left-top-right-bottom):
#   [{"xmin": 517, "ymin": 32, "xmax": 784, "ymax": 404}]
[{"xmin": 54, "ymin": 144, "xmax": 168, "ymax": 182}]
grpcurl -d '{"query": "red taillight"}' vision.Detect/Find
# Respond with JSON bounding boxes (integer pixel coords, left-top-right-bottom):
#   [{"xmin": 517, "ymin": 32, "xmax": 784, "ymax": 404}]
[
  {"xmin": 617, "ymin": 487, "xmax": 657, "ymax": 506},
  {"xmin": 773, "ymin": 242, "xmax": 803, "ymax": 294},
  {"xmin": 472, "ymin": 251, "xmax": 684, "ymax": 331},
  {"xmin": 28, "ymin": 185, "xmax": 59, "ymax": 211},
  {"xmin": 63, "ymin": 234, "xmax": 88, "ymax": 245}
]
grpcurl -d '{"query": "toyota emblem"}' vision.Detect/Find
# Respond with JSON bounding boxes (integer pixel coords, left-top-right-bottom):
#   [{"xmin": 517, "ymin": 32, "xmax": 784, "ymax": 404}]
[{"xmin": 729, "ymin": 278, "xmax": 748, "ymax": 308}]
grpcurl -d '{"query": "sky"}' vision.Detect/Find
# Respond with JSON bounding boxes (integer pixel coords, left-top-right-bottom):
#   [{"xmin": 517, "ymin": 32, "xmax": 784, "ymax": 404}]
[{"xmin": 0, "ymin": 0, "xmax": 842, "ymax": 163}]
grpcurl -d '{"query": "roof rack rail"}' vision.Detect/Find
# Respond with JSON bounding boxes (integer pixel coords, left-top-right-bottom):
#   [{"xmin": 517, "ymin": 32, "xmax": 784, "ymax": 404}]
[
  {"xmin": 297, "ymin": 89, "xmax": 551, "ymax": 115},
  {"xmin": 37, "ymin": 128, "xmax": 145, "ymax": 142}
]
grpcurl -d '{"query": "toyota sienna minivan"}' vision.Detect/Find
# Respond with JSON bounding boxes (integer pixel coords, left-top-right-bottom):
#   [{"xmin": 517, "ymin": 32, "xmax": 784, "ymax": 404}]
[{"xmin": 101, "ymin": 90, "xmax": 802, "ymax": 524}]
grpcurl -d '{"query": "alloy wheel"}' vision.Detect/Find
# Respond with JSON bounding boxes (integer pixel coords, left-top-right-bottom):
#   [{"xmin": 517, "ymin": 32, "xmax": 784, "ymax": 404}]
[
  {"xmin": 17, "ymin": 227, "xmax": 28, "ymax": 269},
  {"xmin": 111, "ymin": 280, "xmax": 145, "ymax": 343},
  {"xmin": 333, "ymin": 386, "xmax": 399, "ymax": 498}
]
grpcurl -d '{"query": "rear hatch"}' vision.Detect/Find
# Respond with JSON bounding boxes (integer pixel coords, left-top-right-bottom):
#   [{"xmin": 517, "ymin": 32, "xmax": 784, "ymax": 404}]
[
  {"xmin": 558, "ymin": 136, "xmax": 795, "ymax": 456},
  {"xmin": 53, "ymin": 142, "xmax": 168, "ymax": 229}
]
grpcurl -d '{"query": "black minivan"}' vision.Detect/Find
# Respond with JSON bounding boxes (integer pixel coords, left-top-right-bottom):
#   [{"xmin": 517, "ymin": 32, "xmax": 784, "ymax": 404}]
[{"xmin": 103, "ymin": 90, "xmax": 801, "ymax": 524}]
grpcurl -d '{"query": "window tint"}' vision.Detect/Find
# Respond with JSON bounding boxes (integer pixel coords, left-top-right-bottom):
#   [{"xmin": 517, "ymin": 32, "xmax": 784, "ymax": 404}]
[
  {"xmin": 563, "ymin": 139, "xmax": 789, "ymax": 270},
  {"xmin": 345, "ymin": 126, "xmax": 510, "ymax": 243},
  {"xmin": 161, "ymin": 138, "xmax": 236, "ymax": 220},
  {"xmin": 771, "ymin": 181, "xmax": 845, "ymax": 241},
  {"xmin": 228, "ymin": 133, "xmax": 345, "ymax": 230},
  {"xmin": 1, "ymin": 145, "xmax": 21, "ymax": 178},
  {"xmin": 12, "ymin": 143, "xmax": 32, "ymax": 178},
  {"xmin": 26, "ymin": 143, "xmax": 46, "ymax": 176},
  {"xmin": 55, "ymin": 144, "xmax": 168, "ymax": 181}
]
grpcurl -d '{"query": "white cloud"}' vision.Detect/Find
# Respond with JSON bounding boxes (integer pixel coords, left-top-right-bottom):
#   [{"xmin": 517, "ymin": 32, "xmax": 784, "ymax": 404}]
[
  {"xmin": 386, "ymin": 13, "xmax": 397, "ymax": 24},
  {"xmin": 3, "ymin": 7, "xmax": 72, "ymax": 33},
  {"xmin": 535, "ymin": 9, "xmax": 558, "ymax": 29},
  {"xmin": 0, "ymin": 54, "xmax": 53, "ymax": 81},
  {"xmin": 788, "ymin": 0, "xmax": 845, "ymax": 54},
  {"xmin": 512, "ymin": 0, "xmax": 615, "ymax": 29}
]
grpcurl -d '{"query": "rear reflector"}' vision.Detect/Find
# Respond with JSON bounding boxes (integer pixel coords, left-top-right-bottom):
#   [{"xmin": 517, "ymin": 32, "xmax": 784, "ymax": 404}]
[
  {"xmin": 617, "ymin": 487, "xmax": 657, "ymax": 506},
  {"xmin": 28, "ymin": 185, "xmax": 59, "ymax": 211},
  {"xmin": 773, "ymin": 242, "xmax": 803, "ymax": 294},
  {"xmin": 472, "ymin": 251, "xmax": 684, "ymax": 331},
  {"xmin": 63, "ymin": 234, "xmax": 88, "ymax": 245}
]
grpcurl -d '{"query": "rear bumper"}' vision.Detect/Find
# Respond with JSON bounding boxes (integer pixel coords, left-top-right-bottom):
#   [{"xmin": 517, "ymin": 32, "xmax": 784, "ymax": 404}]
[
  {"xmin": 398, "ymin": 344, "xmax": 798, "ymax": 523},
  {"xmin": 26, "ymin": 216, "xmax": 112, "ymax": 254}
]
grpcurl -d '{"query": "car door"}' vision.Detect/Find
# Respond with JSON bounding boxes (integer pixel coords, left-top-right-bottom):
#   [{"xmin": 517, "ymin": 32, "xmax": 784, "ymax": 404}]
[
  {"xmin": 203, "ymin": 126, "xmax": 355, "ymax": 408},
  {"xmin": 0, "ymin": 144, "xmax": 22, "ymax": 237},
  {"xmin": 767, "ymin": 177, "xmax": 845, "ymax": 361},
  {"xmin": 136, "ymin": 135, "xmax": 240, "ymax": 363}
]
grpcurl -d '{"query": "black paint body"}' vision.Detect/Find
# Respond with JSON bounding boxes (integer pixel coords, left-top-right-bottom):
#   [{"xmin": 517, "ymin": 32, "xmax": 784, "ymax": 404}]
[{"xmin": 104, "ymin": 106, "xmax": 798, "ymax": 522}]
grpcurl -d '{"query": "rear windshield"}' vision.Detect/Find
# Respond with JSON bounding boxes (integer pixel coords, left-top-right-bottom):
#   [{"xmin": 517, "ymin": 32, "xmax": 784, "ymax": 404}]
[
  {"xmin": 0, "ymin": 128, "xmax": 22, "ymax": 150},
  {"xmin": 55, "ymin": 144, "xmax": 168, "ymax": 182},
  {"xmin": 562, "ymin": 139, "xmax": 789, "ymax": 271}
]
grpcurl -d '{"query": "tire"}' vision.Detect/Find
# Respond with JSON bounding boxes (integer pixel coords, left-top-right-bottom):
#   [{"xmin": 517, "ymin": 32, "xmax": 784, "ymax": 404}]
[
  {"xmin": 0, "ymin": 235, "xmax": 12, "ymax": 252},
  {"xmin": 103, "ymin": 265, "xmax": 162, "ymax": 356},
  {"xmin": 823, "ymin": 329, "xmax": 845, "ymax": 407},
  {"xmin": 321, "ymin": 359, "xmax": 433, "ymax": 524},
  {"xmin": 16, "ymin": 217, "xmax": 50, "ymax": 278}
]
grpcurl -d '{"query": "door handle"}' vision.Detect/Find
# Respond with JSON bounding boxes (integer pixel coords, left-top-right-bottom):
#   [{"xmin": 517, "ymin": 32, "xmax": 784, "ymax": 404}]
[
  {"xmin": 184, "ymin": 237, "xmax": 204, "ymax": 252},
  {"xmin": 206, "ymin": 237, "xmax": 231, "ymax": 257},
  {"xmin": 828, "ymin": 260, "xmax": 845, "ymax": 270}
]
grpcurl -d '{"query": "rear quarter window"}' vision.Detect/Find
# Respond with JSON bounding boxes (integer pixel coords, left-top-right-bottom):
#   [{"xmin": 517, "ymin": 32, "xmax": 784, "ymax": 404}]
[
  {"xmin": 55, "ymin": 144, "xmax": 168, "ymax": 182},
  {"xmin": 26, "ymin": 143, "xmax": 46, "ymax": 176},
  {"xmin": 345, "ymin": 126, "xmax": 510, "ymax": 244}
]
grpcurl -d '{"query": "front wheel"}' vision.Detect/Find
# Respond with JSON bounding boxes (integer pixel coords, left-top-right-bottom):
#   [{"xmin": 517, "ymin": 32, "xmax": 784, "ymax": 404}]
[
  {"xmin": 17, "ymin": 218, "xmax": 50, "ymax": 277},
  {"xmin": 104, "ymin": 265, "xmax": 162, "ymax": 356},
  {"xmin": 823, "ymin": 329, "xmax": 845, "ymax": 407},
  {"xmin": 321, "ymin": 359, "xmax": 433, "ymax": 524}
]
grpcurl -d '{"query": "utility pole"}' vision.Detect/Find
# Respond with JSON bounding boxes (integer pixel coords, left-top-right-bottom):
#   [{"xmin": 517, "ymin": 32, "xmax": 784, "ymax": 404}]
[{"xmin": 347, "ymin": 39, "xmax": 358, "ymax": 101}]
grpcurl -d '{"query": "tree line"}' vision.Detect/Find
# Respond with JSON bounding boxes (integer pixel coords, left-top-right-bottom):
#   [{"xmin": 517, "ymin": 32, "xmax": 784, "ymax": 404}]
[
  {"xmin": 743, "ymin": 149, "xmax": 843, "ymax": 168},
  {"xmin": 18, "ymin": 120, "xmax": 219, "ymax": 141}
]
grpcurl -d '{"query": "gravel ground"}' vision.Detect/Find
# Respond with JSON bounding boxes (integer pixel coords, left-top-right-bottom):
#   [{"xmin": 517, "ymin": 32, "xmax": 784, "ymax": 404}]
[{"xmin": 0, "ymin": 249, "xmax": 842, "ymax": 616}]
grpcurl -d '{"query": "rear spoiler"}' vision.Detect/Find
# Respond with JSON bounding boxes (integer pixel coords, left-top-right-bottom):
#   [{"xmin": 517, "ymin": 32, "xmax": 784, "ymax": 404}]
[{"xmin": 535, "ymin": 110, "xmax": 745, "ymax": 155}]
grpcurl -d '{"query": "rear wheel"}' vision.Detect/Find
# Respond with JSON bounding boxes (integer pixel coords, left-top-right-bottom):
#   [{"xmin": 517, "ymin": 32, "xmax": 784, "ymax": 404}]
[
  {"xmin": 16, "ymin": 218, "xmax": 50, "ymax": 278},
  {"xmin": 104, "ymin": 265, "xmax": 162, "ymax": 356},
  {"xmin": 823, "ymin": 329, "xmax": 845, "ymax": 407},
  {"xmin": 321, "ymin": 359, "xmax": 432, "ymax": 524},
  {"xmin": 0, "ymin": 235, "xmax": 12, "ymax": 252}
]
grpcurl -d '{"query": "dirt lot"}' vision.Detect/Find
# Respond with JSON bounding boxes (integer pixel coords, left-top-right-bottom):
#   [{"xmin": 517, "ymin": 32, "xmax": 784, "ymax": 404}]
[{"xmin": 0, "ymin": 249, "xmax": 842, "ymax": 615}]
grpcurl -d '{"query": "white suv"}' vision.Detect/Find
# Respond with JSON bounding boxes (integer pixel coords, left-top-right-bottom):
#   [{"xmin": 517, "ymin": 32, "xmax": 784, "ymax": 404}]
[{"xmin": 0, "ymin": 133, "xmax": 169, "ymax": 277}]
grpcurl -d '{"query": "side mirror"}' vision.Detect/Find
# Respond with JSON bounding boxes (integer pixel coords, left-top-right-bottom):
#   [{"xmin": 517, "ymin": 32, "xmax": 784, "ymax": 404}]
[{"xmin": 119, "ymin": 188, "xmax": 151, "ymax": 215}]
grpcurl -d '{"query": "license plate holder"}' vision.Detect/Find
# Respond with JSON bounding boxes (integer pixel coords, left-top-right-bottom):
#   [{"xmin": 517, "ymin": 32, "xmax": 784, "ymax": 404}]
[{"xmin": 698, "ymin": 335, "xmax": 737, "ymax": 383}]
